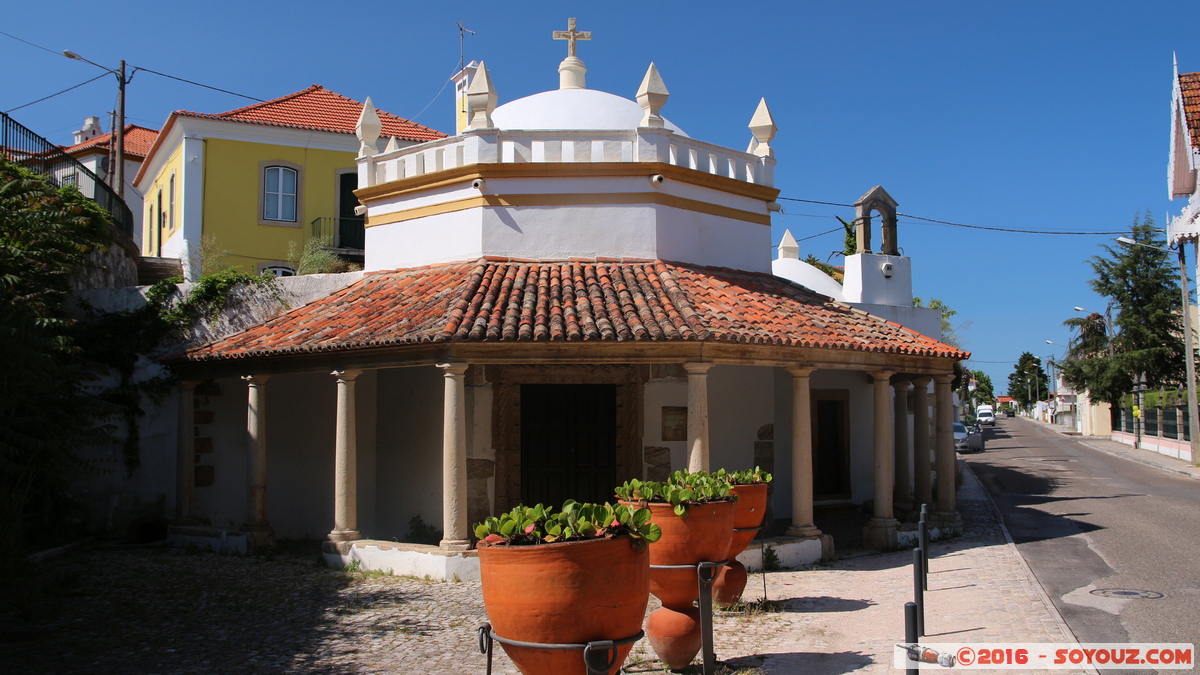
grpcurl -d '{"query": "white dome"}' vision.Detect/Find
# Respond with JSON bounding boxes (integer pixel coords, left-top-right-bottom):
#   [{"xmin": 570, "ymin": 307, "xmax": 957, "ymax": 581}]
[
  {"xmin": 772, "ymin": 258, "xmax": 845, "ymax": 301},
  {"xmin": 491, "ymin": 89, "xmax": 688, "ymax": 136}
]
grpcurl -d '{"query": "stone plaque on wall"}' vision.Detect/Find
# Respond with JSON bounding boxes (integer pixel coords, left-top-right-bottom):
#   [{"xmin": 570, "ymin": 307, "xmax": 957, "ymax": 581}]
[{"xmin": 662, "ymin": 406, "xmax": 687, "ymax": 441}]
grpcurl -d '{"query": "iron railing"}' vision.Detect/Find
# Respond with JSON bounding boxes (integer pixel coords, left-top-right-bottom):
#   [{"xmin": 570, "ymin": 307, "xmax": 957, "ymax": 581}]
[
  {"xmin": 1, "ymin": 112, "xmax": 134, "ymax": 239},
  {"xmin": 311, "ymin": 215, "xmax": 365, "ymax": 251}
]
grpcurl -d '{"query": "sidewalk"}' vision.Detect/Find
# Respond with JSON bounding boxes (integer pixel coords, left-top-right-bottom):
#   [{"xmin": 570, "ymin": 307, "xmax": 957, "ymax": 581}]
[
  {"xmin": 2, "ymin": 459, "xmax": 1087, "ymax": 674},
  {"xmin": 1023, "ymin": 417, "xmax": 1200, "ymax": 481}
]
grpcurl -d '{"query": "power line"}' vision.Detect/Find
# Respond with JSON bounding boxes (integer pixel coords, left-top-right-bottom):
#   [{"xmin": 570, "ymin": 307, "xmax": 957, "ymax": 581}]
[
  {"xmin": 0, "ymin": 29, "xmax": 60, "ymax": 56},
  {"xmin": 132, "ymin": 66, "xmax": 262, "ymax": 102},
  {"xmin": 796, "ymin": 226, "xmax": 843, "ymax": 242},
  {"xmin": 4, "ymin": 72, "xmax": 108, "ymax": 113},
  {"xmin": 778, "ymin": 196, "xmax": 1128, "ymax": 236},
  {"xmin": 410, "ymin": 61, "xmax": 464, "ymax": 122}
]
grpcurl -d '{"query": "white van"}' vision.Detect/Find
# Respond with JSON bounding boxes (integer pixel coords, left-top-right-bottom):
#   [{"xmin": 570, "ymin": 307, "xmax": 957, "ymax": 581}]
[{"xmin": 977, "ymin": 405, "xmax": 996, "ymax": 426}]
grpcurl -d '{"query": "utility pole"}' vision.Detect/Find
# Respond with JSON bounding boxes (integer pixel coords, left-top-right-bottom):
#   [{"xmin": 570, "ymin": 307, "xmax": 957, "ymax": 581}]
[{"xmin": 114, "ymin": 59, "xmax": 126, "ymax": 199}]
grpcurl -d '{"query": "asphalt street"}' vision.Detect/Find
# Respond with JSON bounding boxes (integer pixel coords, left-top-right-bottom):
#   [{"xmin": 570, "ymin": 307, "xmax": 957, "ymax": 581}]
[{"xmin": 964, "ymin": 417, "xmax": 1200, "ymax": 666}]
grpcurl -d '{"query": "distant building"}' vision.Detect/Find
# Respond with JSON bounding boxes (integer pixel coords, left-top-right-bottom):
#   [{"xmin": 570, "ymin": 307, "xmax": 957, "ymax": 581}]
[
  {"xmin": 61, "ymin": 119, "xmax": 159, "ymax": 248},
  {"xmin": 133, "ymin": 86, "xmax": 445, "ymax": 278}
]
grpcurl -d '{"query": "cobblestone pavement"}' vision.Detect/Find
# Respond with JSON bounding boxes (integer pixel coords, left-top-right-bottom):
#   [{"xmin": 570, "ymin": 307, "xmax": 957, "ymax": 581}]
[{"xmin": 2, "ymin": 462, "xmax": 1083, "ymax": 674}]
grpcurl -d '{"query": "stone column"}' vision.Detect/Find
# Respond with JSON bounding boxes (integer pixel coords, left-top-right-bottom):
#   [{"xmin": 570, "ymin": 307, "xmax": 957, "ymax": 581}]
[
  {"xmin": 934, "ymin": 374, "xmax": 962, "ymax": 532},
  {"xmin": 785, "ymin": 366, "xmax": 821, "ymax": 537},
  {"xmin": 911, "ymin": 377, "xmax": 933, "ymax": 509},
  {"xmin": 863, "ymin": 370, "xmax": 899, "ymax": 549},
  {"xmin": 685, "ymin": 362, "xmax": 714, "ymax": 473},
  {"xmin": 329, "ymin": 369, "xmax": 363, "ymax": 542},
  {"xmin": 893, "ymin": 379, "xmax": 913, "ymax": 506},
  {"xmin": 438, "ymin": 363, "xmax": 470, "ymax": 551},
  {"xmin": 174, "ymin": 380, "xmax": 197, "ymax": 522},
  {"xmin": 243, "ymin": 374, "xmax": 274, "ymax": 548}
]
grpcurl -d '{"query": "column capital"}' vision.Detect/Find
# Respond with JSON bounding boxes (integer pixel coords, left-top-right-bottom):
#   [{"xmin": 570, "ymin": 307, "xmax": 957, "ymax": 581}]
[
  {"xmin": 437, "ymin": 362, "xmax": 470, "ymax": 376},
  {"xmin": 331, "ymin": 368, "xmax": 363, "ymax": 382},
  {"xmin": 683, "ymin": 361, "xmax": 715, "ymax": 375},
  {"xmin": 911, "ymin": 375, "xmax": 933, "ymax": 388},
  {"xmin": 242, "ymin": 374, "xmax": 271, "ymax": 385},
  {"xmin": 787, "ymin": 365, "xmax": 816, "ymax": 378},
  {"xmin": 934, "ymin": 373, "xmax": 956, "ymax": 385},
  {"xmin": 892, "ymin": 379, "xmax": 913, "ymax": 390},
  {"xmin": 868, "ymin": 369, "xmax": 895, "ymax": 382}
]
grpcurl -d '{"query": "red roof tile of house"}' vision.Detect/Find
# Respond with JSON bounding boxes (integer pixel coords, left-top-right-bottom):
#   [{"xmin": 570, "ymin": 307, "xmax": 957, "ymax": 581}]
[
  {"xmin": 1179, "ymin": 73, "xmax": 1200, "ymax": 151},
  {"xmin": 62, "ymin": 125, "xmax": 159, "ymax": 158},
  {"xmin": 176, "ymin": 85, "xmax": 445, "ymax": 142},
  {"xmin": 176, "ymin": 259, "xmax": 969, "ymax": 363}
]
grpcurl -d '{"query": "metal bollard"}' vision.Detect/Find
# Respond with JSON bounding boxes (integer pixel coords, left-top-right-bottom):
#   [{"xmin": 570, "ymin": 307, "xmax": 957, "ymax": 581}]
[
  {"xmin": 697, "ymin": 561, "xmax": 723, "ymax": 675},
  {"xmin": 913, "ymin": 548, "xmax": 925, "ymax": 637},
  {"xmin": 918, "ymin": 519, "xmax": 929, "ymax": 591},
  {"xmin": 904, "ymin": 602, "xmax": 919, "ymax": 675}
]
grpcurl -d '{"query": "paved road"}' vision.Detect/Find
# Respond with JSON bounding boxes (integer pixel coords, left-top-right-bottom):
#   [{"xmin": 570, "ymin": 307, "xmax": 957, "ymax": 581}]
[{"xmin": 965, "ymin": 418, "xmax": 1200, "ymax": 658}]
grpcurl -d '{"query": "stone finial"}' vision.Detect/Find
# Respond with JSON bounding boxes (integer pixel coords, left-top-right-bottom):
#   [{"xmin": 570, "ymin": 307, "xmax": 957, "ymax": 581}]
[
  {"xmin": 748, "ymin": 98, "xmax": 777, "ymax": 157},
  {"xmin": 637, "ymin": 63, "xmax": 669, "ymax": 128},
  {"xmin": 356, "ymin": 97, "xmax": 382, "ymax": 157},
  {"xmin": 778, "ymin": 229, "xmax": 799, "ymax": 260},
  {"xmin": 466, "ymin": 61, "xmax": 497, "ymax": 130},
  {"xmin": 553, "ymin": 18, "xmax": 591, "ymax": 89},
  {"xmin": 384, "ymin": 136, "xmax": 401, "ymax": 153}
]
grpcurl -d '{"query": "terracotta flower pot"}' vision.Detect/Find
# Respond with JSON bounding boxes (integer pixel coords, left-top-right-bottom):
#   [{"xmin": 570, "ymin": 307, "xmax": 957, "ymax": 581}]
[
  {"xmin": 637, "ymin": 500, "xmax": 734, "ymax": 670},
  {"xmin": 727, "ymin": 483, "xmax": 769, "ymax": 558},
  {"xmin": 478, "ymin": 536, "xmax": 650, "ymax": 675},
  {"xmin": 712, "ymin": 483, "xmax": 768, "ymax": 606}
]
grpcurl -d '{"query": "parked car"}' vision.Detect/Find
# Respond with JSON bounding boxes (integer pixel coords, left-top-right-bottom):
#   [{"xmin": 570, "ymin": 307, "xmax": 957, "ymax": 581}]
[
  {"xmin": 1004, "ymin": 409, "xmax": 1015, "ymax": 417},
  {"xmin": 953, "ymin": 422, "xmax": 984, "ymax": 453},
  {"xmin": 978, "ymin": 410, "xmax": 996, "ymax": 426}
]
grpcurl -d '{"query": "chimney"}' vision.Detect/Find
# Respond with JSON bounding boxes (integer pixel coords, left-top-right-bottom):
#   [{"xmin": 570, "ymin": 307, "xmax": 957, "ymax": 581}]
[{"xmin": 73, "ymin": 116, "xmax": 103, "ymax": 145}]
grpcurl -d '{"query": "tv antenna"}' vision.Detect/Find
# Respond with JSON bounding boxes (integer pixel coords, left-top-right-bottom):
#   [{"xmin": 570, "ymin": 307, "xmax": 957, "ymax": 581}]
[{"xmin": 457, "ymin": 22, "xmax": 475, "ymax": 70}]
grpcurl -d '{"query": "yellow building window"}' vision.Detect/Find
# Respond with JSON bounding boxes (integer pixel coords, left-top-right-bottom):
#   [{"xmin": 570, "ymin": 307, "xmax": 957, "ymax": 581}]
[{"xmin": 263, "ymin": 166, "xmax": 297, "ymax": 222}]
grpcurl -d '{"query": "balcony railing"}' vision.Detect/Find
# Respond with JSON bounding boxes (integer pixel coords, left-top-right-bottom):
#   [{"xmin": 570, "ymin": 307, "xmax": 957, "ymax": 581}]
[
  {"xmin": 311, "ymin": 216, "xmax": 365, "ymax": 251},
  {"xmin": 1, "ymin": 112, "xmax": 134, "ymax": 240}
]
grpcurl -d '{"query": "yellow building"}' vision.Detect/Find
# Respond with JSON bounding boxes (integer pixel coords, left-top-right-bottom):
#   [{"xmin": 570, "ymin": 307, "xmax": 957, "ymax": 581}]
[{"xmin": 133, "ymin": 85, "xmax": 444, "ymax": 277}]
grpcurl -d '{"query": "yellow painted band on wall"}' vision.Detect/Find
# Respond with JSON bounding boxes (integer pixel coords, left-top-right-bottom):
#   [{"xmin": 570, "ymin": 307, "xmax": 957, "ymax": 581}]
[{"xmin": 365, "ymin": 191, "xmax": 771, "ymax": 228}]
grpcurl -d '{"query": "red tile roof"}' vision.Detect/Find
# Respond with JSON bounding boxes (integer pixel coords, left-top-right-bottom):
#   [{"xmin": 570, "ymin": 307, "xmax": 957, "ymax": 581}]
[
  {"xmin": 176, "ymin": 85, "xmax": 445, "ymax": 142},
  {"xmin": 62, "ymin": 124, "xmax": 159, "ymax": 158},
  {"xmin": 176, "ymin": 259, "xmax": 968, "ymax": 363},
  {"xmin": 1180, "ymin": 73, "xmax": 1200, "ymax": 151}
]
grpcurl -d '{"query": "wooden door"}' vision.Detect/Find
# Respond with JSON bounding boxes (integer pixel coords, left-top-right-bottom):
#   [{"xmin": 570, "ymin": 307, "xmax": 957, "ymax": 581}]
[{"xmin": 520, "ymin": 384, "xmax": 617, "ymax": 507}]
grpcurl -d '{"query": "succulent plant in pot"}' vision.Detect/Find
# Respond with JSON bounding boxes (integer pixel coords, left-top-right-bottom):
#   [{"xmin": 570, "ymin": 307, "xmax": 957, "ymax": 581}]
[
  {"xmin": 711, "ymin": 467, "xmax": 773, "ymax": 606},
  {"xmin": 614, "ymin": 470, "xmax": 737, "ymax": 670},
  {"xmin": 473, "ymin": 500, "xmax": 660, "ymax": 675}
]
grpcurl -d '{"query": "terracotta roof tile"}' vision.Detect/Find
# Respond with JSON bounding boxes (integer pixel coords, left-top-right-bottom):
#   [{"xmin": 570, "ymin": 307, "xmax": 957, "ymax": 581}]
[
  {"xmin": 62, "ymin": 125, "xmax": 159, "ymax": 158},
  {"xmin": 175, "ymin": 260, "xmax": 968, "ymax": 363},
  {"xmin": 175, "ymin": 85, "xmax": 445, "ymax": 142},
  {"xmin": 1180, "ymin": 73, "xmax": 1200, "ymax": 151}
]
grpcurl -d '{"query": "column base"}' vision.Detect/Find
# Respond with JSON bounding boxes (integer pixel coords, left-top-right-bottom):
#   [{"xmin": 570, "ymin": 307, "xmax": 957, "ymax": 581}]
[
  {"xmin": 328, "ymin": 529, "xmax": 362, "ymax": 543},
  {"xmin": 784, "ymin": 524, "xmax": 822, "ymax": 538},
  {"xmin": 931, "ymin": 510, "xmax": 963, "ymax": 536},
  {"xmin": 242, "ymin": 523, "xmax": 276, "ymax": 553},
  {"xmin": 439, "ymin": 538, "xmax": 471, "ymax": 552},
  {"xmin": 862, "ymin": 516, "xmax": 900, "ymax": 550}
]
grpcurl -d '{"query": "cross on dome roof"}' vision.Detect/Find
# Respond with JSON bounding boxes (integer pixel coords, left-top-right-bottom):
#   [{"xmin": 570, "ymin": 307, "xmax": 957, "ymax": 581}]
[{"xmin": 552, "ymin": 17, "xmax": 591, "ymax": 58}]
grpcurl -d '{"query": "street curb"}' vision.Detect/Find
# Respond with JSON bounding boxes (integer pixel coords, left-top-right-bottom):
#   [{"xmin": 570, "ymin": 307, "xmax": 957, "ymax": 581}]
[
  {"xmin": 1018, "ymin": 417, "xmax": 1200, "ymax": 481},
  {"xmin": 959, "ymin": 459, "xmax": 1099, "ymax": 675}
]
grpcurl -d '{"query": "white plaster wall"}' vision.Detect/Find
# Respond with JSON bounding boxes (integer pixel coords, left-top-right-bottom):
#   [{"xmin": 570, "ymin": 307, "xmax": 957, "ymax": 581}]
[
  {"xmin": 842, "ymin": 254, "xmax": 914, "ymax": 305},
  {"xmin": 374, "ymin": 366, "xmax": 445, "ymax": 540},
  {"xmin": 69, "ymin": 357, "xmax": 176, "ymax": 537},
  {"xmin": 655, "ymin": 207, "xmax": 772, "ymax": 272},
  {"xmin": 642, "ymin": 378, "xmax": 688, "ymax": 474},
  {"xmin": 365, "ymin": 210, "xmax": 484, "ymax": 271},
  {"xmin": 195, "ymin": 376, "xmax": 253, "ymax": 530},
  {"xmin": 850, "ymin": 304, "xmax": 942, "ymax": 340},
  {"xmin": 708, "ymin": 366, "xmax": 774, "ymax": 474},
  {"xmin": 481, "ymin": 204, "xmax": 659, "ymax": 260},
  {"xmin": 265, "ymin": 371, "xmax": 337, "ymax": 539}
]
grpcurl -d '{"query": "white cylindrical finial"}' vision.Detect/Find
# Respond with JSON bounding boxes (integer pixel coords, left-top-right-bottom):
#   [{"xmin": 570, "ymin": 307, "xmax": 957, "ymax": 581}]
[
  {"xmin": 748, "ymin": 98, "xmax": 777, "ymax": 158},
  {"xmin": 778, "ymin": 229, "xmax": 800, "ymax": 260},
  {"xmin": 466, "ymin": 61, "xmax": 497, "ymax": 130}
]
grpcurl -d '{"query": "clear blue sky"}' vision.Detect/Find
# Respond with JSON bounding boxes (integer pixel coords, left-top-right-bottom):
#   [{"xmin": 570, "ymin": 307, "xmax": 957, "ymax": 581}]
[{"xmin": 4, "ymin": 1, "xmax": 1198, "ymax": 390}]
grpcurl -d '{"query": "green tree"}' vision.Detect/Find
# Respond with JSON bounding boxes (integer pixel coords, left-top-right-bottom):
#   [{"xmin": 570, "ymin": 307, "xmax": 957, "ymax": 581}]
[
  {"xmin": 1059, "ymin": 213, "xmax": 1183, "ymax": 404},
  {"xmin": 0, "ymin": 158, "xmax": 117, "ymax": 566},
  {"xmin": 912, "ymin": 296, "xmax": 962, "ymax": 347},
  {"xmin": 1007, "ymin": 352, "xmax": 1049, "ymax": 410},
  {"xmin": 970, "ymin": 370, "xmax": 995, "ymax": 405}
]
